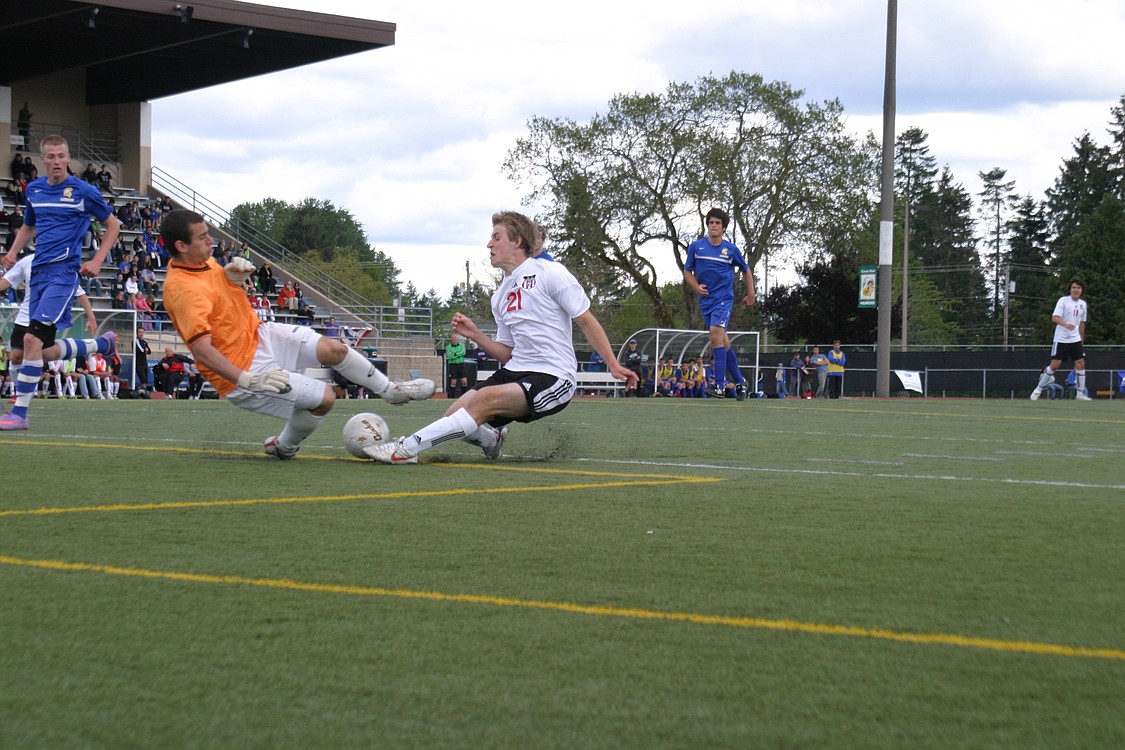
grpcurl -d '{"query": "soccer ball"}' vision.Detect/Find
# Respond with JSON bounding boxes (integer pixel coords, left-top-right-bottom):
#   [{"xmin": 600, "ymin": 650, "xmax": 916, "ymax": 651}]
[{"xmin": 343, "ymin": 412, "xmax": 390, "ymax": 458}]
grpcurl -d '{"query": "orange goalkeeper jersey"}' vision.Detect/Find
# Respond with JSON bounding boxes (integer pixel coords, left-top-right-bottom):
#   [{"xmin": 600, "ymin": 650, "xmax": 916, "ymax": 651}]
[{"xmin": 162, "ymin": 258, "xmax": 261, "ymax": 395}]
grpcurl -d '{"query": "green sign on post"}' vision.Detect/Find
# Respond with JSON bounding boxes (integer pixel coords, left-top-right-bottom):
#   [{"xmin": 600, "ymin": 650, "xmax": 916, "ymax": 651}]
[{"xmin": 858, "ymin": 265, "xmax": 877, "ymax": 309}]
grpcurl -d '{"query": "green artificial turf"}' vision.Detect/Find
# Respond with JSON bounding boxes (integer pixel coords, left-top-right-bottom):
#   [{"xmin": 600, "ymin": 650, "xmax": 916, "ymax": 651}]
[{"xmin": 1, "ymin": 396, "xmax": 1122, "ymax": 749}]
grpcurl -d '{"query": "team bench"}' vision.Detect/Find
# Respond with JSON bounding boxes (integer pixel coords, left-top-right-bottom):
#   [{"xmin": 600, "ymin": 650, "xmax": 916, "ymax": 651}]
[{"xmin": 575, "ymin": 371, "xmax": 623, "ymax": 397}]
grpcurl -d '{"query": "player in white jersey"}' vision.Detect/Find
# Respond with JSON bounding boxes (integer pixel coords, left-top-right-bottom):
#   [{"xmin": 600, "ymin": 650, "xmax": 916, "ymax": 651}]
[
  {"xmin": 1030, "ymin": 278, "xmax": 1090, "ymax": 401},
  {"xmin": 365, "ymin": 210, "xmax": 637, "ymax": 464},
  {"xmin": 0, "ymin": 252, "xmax": 98, "ymax": 398}
]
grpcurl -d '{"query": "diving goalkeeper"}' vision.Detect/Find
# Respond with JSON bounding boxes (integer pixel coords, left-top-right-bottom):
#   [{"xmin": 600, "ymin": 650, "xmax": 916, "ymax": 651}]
[{"xmin": 160, "ymin": 209, "xmax": 435, "ymax": 459}]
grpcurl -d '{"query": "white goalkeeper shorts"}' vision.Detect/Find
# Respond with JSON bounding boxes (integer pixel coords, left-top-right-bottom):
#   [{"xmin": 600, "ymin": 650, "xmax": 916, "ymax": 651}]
[{"xmin": 227, "ymin": 323, "xmax": 330, "ymax": 419}]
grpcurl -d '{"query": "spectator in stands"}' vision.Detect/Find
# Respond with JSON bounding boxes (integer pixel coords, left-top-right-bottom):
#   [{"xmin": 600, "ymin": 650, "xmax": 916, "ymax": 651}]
[
  {"xmin": 159, "ymin": 196, "xmax": 174, "ymax": 214},
  {"xmin": 297, "ymin": 301, "xmax": 316, "ymax": 326},
  {"xmin": 292, "ymin": 281, "xmax": 304, "ymax": 306},
  {"xmin": 257, "ymin": 262, "xmax": 276, "ymax": 295},
  {"xmin": 9, "ymin": 174, "xmax": 28, "ymax": 206},
  {"xmin": 96, "ymin": 165, "xmax": 114, "ymax": 194},
  {"xmin": 81, "ymin": 162, "xmax": 98, "ymax": 184},
  {"xmin": 146, "ymin": 232, "xmax": 166, "ymax": 268},
  {"xmin": 20, "ymin": 156, "xmax": 36, "ymax": 181},
  {"xmin": 108, "ymin": 270, "xmax": 126, "ymax": 302},
  {"xmin": 16, "ymin": 103, "xmax": 32, "ymax": 151},
  {"xmin": 253, "ymin": 291, "xmax": 275, "ymax": 322},
  {"xmin": 587, "ymin": 349, "xmax": 605, "ymax": 372},
  {"xmin": 239, "ymin": 241, "xmax": 252, "ymax": 260},
  {"xmin": 124, "ymin": 271, "xmax": 140, "ymax": 298},
  {"xmin": 147, "ymin": 293, "xmax": 167, "ymax": 331},
  {"xmin": 3, "ymin": 205, "xmax": 22, "ymax": 252},
  {"xmin": 324, "ymin": 317, "xmax": 340, "ymax": 338},
  {"xmin": 134, "ymin": 327, "xmax": 151, "ymax": 391},
  {"xmin": 277, "ymin": 280, "xmax": 297, "ymax": 311},
  {"xmin": 133, "ymin": 291, "xmax": 155, "ymax": 330},
  {"xmin": 139, "ymin": 263, "xmax": 158, "ymax": 295},
  {"xmin": 10, "ymin": 153, "xmax": 23, "ymax": 180},
  {"xmin": 214, "ymin": 239, "xmax": 227, "ymax": 259}
]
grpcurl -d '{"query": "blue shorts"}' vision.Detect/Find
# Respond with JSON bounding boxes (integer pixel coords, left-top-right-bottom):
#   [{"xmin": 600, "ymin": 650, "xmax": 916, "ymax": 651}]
[
  {"xmin": 700, "ymin": 297, "xmax": 733, "ymax": 330},
  {"xmin": 29, "ymin": 261, "xmax": 81, "ymax": 332}
]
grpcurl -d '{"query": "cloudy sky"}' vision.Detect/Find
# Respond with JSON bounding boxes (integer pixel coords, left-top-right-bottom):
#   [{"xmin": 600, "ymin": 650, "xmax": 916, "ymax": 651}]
[{"xmin": 152, "ymin": 0, "xmax": 1125, "ymax": 300}]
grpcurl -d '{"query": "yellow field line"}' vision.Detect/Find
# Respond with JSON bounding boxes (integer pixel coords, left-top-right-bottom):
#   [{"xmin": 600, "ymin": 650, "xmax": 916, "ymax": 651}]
[
  {"xmin": 0, "ymin": 477, "xmax": 721, "ymax": 517},
  {"xmin": 2, "ymin": 554, "xmax": 1121, "ymax": 662}
]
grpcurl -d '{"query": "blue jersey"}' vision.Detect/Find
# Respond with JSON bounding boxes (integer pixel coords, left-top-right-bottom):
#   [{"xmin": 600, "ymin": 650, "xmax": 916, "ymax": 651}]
[
  {"xmin": 23, "ymin": 175, "xmax": 113, "ymax": 268},
  {"xmin": 684, "ymin": 237, "xmax": 748, "ymax": 304}
]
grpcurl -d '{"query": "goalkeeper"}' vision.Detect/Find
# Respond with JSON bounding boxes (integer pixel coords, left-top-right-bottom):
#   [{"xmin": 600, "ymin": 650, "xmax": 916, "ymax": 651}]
[{"xmin": 160, "ymin": 209, "xmax": 435, "ymax": 459}]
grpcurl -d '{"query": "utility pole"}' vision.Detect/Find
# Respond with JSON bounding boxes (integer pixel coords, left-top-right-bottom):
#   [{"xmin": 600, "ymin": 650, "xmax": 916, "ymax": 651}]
[{"xmin": 876, "ymin": 0, "xmax": 897, "ymax": 397}]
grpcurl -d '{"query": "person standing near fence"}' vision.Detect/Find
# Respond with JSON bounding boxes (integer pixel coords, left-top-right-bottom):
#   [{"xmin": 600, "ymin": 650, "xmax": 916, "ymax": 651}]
[
  {"xmin": 1030, "ymin": 278, "xmax": 1091, "ymax": 401},
  {"xmin": 827, "ymin": 340, "xmax": 846, "ymax": 399},
  {"xmin": 808, "ymin": 346, "xmax": 829, "ymax": 398}
]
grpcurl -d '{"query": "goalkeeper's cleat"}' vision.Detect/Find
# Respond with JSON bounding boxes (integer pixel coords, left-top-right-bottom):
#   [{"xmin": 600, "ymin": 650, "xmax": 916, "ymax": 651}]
[
  {"xmin": 482, "ymin": 426, "xmax": 508, "ymax": 460},
  {"xmin": 705, "ymin": 387, "xmax": 725, "ymax": 399},
  {"xmin": 264, "ymin": 435, "xmax": 299, "ymax": 460},
  {"xmin": 381, "ymin": 378, "xmax": 436, "ymax": 405},
  {"xmin": 100, "ymin": 329, "xmax": 119, "ymax": 359},
  {"xmin": 0, "ymin": 412, "xmax": 30, "ymax": 431},
  {"xmin": 1029, "ymin": 388, "xmax": 1041, "ymax": 400},
  {"xmin": 363, "ymin": 438, "xmax": 418, "ymax": 464},
  {"xmin": 735, "ymin": 382, "xmax": 747, "ymax": 402},
  {"xmin": 1075, "ymin": 391, "xmax": 1092, "ymax": 401}
]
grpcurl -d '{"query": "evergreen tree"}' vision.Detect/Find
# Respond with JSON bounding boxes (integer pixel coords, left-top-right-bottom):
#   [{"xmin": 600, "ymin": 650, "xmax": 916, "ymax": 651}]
[
  {"xmin": 1005, "ymin": 196, "xmax": 1054, "ymax": 343},
  {"xmin": 911, "ymin": 168, "xmax": 990, "ymax": 342},
  {"xmin": 977, "ymin": 167, "xmax": 1018, "ymax": 315},
  {"xmin": 1046, "ymin": 133, "xmax": 1114, "ymax": 250}
]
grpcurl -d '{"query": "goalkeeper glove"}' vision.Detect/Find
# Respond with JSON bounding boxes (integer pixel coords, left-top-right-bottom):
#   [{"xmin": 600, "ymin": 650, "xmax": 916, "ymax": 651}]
[
  {"xmin": 224, "ymin": 257, "xmax": 256, "ymax": 286},
  {"xmin": 237, "ymin": 368, "xmax": 291, "ymax": 394}
]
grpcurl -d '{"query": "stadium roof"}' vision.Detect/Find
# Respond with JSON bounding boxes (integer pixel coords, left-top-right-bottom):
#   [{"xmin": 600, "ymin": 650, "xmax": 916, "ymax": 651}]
[{"xmin": 0, "ymin": 0, "xmax": 395, "ymax": 105}]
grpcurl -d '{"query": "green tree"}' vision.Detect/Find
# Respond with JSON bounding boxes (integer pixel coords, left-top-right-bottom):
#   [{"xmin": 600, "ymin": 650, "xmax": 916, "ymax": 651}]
[
  {"xmin": 910, "ymin": 168, "xmax": 990, "ymax": 342},
  {"xmin": 1046, "ymin": 132, "xmax": 1114, "ymax": 249},
  {"xmin": 1003, "ymin": 196, "xmax": 1054, "ymax": 343},
  {"xmin": 505, "ymin": 72, "xmax": 876, "ymax": 329},
  {"xmin": 977, "ymin": 167, "xmax": 1018, "ymax": 315},
  {"xmin": 1056, "ymin": 194, "xmax": 1125, "ymax": 344},
  {"xmin": 227, "ymin": 196, "xmax": 403, "ymax": 306}
]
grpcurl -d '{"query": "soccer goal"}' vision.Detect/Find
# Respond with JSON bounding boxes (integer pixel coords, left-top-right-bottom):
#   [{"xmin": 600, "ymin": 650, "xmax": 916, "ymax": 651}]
[{"xmin": 615, "ymin": 327, "xmax": 761, "ymax": 396}]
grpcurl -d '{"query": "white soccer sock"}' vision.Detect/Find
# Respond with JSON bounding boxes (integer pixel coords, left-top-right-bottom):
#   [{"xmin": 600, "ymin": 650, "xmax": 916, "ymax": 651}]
[
  {"xmin": 1036, "ymin": 369, "xmax": 1054, "ymax": 389},
  {"xmin": 332, "ymin": 349, "xmax": 391, "ymax": 395},
  {"xmin": 402, "ymin": 407, "xmax": 479, "ymax": 455},
  {"xmin": 464, "ymin": 423, "xmax": 498, "ymax": 450},
  {"xmin": 278, "ymin": 409, "xmax": 324, "ymax": 450},
  {"xmin": 1076, "ymin": 370, "xmax": 1086, "ymax": 392}
]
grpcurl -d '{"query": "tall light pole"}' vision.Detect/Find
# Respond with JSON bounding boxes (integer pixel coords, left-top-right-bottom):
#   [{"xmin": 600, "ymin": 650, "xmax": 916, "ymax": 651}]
[
  {"xmin": 902, "ymin": 194, "xmax": 909, "ymax": 351},
  {"xmin": 876, "ymin": 0, "xmax": 898, "ymax": 397}
]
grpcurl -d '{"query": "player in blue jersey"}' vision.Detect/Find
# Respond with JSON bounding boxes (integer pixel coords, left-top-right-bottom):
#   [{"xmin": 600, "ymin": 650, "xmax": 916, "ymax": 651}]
[
  {"xmin": 683, "ymin": 208, "xmax": 755, "ymax": 400},
  {"xmin": 0, "ymin": 135, "xmax": 121, "ymax": 430}
]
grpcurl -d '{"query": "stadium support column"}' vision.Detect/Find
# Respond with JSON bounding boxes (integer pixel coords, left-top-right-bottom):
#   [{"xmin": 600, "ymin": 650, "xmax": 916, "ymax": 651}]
[{"xmin": 876, "ymin": 0, "xmax": 897, "ymax": 398}]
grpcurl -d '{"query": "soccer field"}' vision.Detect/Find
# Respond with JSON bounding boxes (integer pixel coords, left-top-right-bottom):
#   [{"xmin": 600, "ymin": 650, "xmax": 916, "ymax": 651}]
[{"xmin": 1, "ymin": 397, "xmax": 1122, "ymax": 749}]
